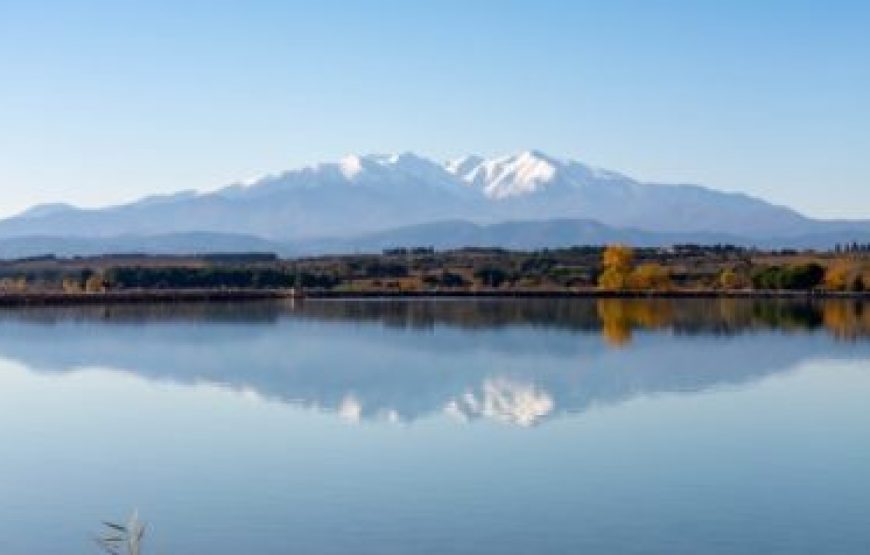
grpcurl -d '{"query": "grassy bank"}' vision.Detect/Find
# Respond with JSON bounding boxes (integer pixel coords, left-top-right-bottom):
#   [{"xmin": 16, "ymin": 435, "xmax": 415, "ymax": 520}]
[{"xmin": 0, "ymin": 288, "xmax": 295, "ymax": 307}]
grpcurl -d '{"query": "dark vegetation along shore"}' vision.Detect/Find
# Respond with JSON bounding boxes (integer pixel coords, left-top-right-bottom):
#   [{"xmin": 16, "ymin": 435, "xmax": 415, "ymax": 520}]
[{"xmin": 0, "ymin": 244, "xmax": 867, "ymax": 304}]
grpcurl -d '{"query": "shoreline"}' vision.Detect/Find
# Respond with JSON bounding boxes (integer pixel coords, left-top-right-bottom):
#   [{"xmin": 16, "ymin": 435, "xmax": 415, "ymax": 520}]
[
  {"xmin": 0, "ymin": 288, "xmax": 867, "ymax": 306},
  {"xmin": 306, "ymin": 289, "xmax": 870, "ymax": 299},
  {"xmin": 0, "ymin": 289, "xmax": 294, "ymax": 307}
]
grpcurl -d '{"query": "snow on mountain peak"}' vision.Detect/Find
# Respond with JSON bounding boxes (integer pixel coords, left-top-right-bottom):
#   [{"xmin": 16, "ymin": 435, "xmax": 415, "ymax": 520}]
[
  {"xmin": 338, "ymin": 152, "xmax": 444, "ymax": 180},
  {"xmin": 448, "ymin": 150, "xmax": 562, "ymax": 199},
  {"xmin": 215, "ymin": 149, "xmax": 639, "ymax": 207},
  {"xmin": 445, "ymin": 155, "xmax": 485, "ymax": 177},
  {"xmin": 339, "ymin": 155, "xmax": 364, "ymax": 179},
  {"xmin": 217, "ymin": 151, "xmax": 630, "ymax": 204}
]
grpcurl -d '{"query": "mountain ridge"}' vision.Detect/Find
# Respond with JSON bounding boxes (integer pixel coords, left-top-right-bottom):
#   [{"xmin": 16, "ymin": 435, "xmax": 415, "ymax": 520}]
[{"xmin": 2, "ymin": 151, "xmax": 867, "ymax": 250}]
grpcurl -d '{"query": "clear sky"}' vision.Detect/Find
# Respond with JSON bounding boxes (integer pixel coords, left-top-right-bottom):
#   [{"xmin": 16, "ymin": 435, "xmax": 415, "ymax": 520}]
[{"xmin": 0, "ymin": 0, "xmax": 868, "ymax": 219}]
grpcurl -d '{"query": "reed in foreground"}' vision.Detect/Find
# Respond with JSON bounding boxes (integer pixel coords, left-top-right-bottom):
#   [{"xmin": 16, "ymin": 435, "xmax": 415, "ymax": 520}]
[{"xmin": 95, "ymin": 511, "xmax": 145, "ymax": 555}]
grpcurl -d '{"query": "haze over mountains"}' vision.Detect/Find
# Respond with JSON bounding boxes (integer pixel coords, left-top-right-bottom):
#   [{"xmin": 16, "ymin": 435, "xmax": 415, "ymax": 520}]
[{"xmin": 3, "ymin": 151, "xmax": 869, "ymax": 257}]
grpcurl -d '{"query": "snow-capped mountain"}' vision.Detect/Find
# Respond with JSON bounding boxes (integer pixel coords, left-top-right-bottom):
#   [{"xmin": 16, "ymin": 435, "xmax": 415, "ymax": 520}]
[
  {"xmin": 0, "ymin": 150, "xmax": 867, "ymax": 248},
  {"xmin": 447, "ymin": 150, "xmax": 819, "ymax": 235},
  {"xmin": 446, "ymin": 150, "xmax": 629, "ymax": 199}
]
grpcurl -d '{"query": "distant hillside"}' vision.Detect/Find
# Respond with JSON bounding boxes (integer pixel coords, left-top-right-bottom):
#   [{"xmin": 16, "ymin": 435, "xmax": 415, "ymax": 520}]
[
  {"xmin": 292, "ymin": 219, "xmax": 749, "ymax": 254},
  {"xmin": 0, "ymin": 232, "xmax": 283, "ymax": 259},
  {"xmin": 293, "ymin": 218, "xmax": 870, "ymax": 255},
  {"xmin": 2, "ymin": 218, "xmax": 868, "ymax": 259}
]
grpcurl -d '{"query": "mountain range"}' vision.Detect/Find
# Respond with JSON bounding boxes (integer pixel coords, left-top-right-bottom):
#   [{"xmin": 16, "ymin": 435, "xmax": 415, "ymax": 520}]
[{"xmin": 2, "ymin": 150, "xmax": 868, "ymax": 257}]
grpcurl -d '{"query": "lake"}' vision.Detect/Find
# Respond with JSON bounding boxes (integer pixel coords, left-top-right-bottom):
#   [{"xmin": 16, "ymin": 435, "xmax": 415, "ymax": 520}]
[{"xmin": 0, "ymin": 298, "xmax": 868, "ymax": 554}]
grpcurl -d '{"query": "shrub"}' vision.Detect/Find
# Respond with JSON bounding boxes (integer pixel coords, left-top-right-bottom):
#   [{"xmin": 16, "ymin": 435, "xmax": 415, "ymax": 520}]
[
  {"xmin": 628, "ymin": 263, "xmax": 671, "ymax": 290},
  {"xmin": 752, "ymin": 263, "xmax": 824, "ymax": 290},
  {"xmin": 474, "ymin": 267, "xmax": 508, "ymax": 288}
]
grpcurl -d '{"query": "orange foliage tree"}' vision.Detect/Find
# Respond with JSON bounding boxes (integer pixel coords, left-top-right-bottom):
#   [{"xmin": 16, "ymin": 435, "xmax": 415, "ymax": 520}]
[
  {"xmin": 824, "ymin": 261, "xmax": 861, "ymax": 291},
  {"xmin": 629, "ymin": 263, "xmax": 672, "ymax": 290},
  {"xmin": 598, "ymin": 244, "xmax": 634, "ymax": 290}
]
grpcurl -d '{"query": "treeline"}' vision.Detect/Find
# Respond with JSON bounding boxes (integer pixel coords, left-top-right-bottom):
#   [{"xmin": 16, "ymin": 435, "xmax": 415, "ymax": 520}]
[
  {"xmin": 834, "ymin": 242, "xmax": 870, "ymax": 254},
  {"xmin": 0, "ymin": 245, "xmax": 867, "ymax": 294},
  {"xmin": 750, "ymin": 263, "xmax": 826, "ymax": 290},
  {"xmin": 103, "ymin": 267, "xmax": 338, "ymax": 290},
  {"xmin": 595, "ymin": 245, "xmax": 867, "ymax": 293},
  {"xmin": 106, "ymin": 267, "xmax": 292, "ymax": 289},
  {"xmin": 738, "ymin": 262, "xmax": 863, "ymax": 292}
]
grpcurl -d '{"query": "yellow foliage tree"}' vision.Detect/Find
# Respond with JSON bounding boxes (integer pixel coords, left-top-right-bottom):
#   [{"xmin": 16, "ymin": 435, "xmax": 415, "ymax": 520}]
[
  {"xmin": 719, "ymin": 268, "xmax": 747, "ymax": 290},
  {"xmin": 598, "ymin": 244, "xmax": 634, "ymax": 290},
  {"xmin": 598, "ymin": 267, "xmax": 628, "ymax": 290},
  {"xmin": 824, "ymin": 262, "xmax": 852, "ymax": 291},
  {"xmin": 629, "ymin": 263, "xmax": 672, "ymax": 290},
  {"xmin": 602, "ymin": 244, "xmax": 634, "ymax": 272},
  {"xmin": 85, "ymin": 273, "xmax": 106, "ymax": 293}
]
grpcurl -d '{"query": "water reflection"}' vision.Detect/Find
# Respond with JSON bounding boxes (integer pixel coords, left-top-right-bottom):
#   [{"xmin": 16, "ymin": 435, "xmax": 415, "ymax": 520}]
[
  {"xmin": 287, "ymin": 297, "xmax": 870, "ymax": 341},
  {"xmin": 0, "ymin": 298, "xmax": 867, "ymax": 426}
]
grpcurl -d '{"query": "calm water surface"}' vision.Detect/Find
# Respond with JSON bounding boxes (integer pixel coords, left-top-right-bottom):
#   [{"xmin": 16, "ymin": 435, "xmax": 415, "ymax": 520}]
[{"xmin": 0, "ymin": 298, "xmax": 868, "ymax": 554}]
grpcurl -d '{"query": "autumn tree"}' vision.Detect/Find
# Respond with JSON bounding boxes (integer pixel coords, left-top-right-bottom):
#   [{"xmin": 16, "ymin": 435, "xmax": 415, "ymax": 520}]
[
  {"xmin": 85, "ymin": 272, "xmax": 107, "ymax": 293},
  {"xmin": 598, "ymin": 244, "xmax": 634, "ymax": 290},
  {"xmin": 824, "ymin": 261, "xmax": 853, "ymax": 291},
  {"xmin": 62, "ymin": 278, "xmax": 81, "ymax": 293},
  {"xmin": 718, "ymin": 268, "xmax": 746, "ymax": 290},
  {"xmin": 0, "ymin": 277, "xmax": 28, "ymax": 292},
  {"xmin": 629, "ymin": 263, "xmax": 672, "ymax": 290}
]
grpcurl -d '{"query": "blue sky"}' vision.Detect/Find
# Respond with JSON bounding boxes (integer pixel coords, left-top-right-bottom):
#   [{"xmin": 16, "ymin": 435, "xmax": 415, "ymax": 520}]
[{"xmin": 0, "ymin": 0, "xmax": 867, "ymax": 218}]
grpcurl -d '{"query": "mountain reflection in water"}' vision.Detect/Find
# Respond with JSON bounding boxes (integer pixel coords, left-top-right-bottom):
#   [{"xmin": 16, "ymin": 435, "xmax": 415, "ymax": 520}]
[{"xmin": 0, "ymin": 298, "xmax": 867, "ymax": 426}]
